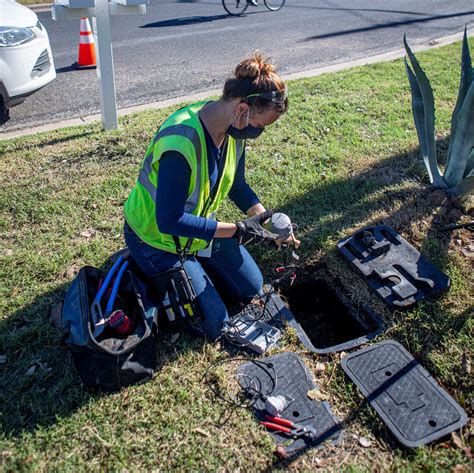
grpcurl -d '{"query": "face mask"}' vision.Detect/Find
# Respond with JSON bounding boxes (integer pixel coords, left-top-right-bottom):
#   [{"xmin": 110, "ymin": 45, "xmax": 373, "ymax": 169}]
[
  {"xmin": 227, "ymin": 109, "xmax": 264, "ymax": 140},
  {"xmin": 227, "ymin": 123, "xmax": 264, "ymax": 140}
]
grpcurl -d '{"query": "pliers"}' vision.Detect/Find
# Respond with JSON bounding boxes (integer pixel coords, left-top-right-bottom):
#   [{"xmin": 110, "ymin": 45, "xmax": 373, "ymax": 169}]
[{"xmin": 260, "ymin": 414, "xmax": 317, "ymax": 440}]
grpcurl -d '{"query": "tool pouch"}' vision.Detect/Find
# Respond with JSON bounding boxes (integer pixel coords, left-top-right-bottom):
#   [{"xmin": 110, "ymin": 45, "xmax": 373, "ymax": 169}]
[
  {"xmin": 150, "ymin": 266, "xmax": 204, "ymax": 336},
  {"xmin": 54, "ymin": 252, "xmax": 158, "ymax": 391}
]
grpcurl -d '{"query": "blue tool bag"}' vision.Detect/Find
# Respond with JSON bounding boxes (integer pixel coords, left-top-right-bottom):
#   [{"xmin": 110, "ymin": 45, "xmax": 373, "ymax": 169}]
[{"xmin": 55, "ymin": 251, "xmax": 158, "ymax": 391}]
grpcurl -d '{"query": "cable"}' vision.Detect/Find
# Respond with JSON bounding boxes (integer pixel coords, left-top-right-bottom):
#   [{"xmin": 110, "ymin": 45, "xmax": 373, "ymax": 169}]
[
  {"xmin": 221, "ymin": 260, "xmax": 301, "ymax": 352},
  {"xmin": 222, "ymin": 267, "xmax": 299, "ymax": 349},
  {"xmin": 230, "ymin": 373, "xmax": 260, "ymax": 404},
  {"xmin": 204, "ymin": 356, "xmax": 278, "ymax": 408},
  {"xmin": 222, "ymin": 288, "xmax": 272, "ymax": 348},
  {"xmin": 249, "ymin": 285, "xmax": 274, "ymax": 323}
]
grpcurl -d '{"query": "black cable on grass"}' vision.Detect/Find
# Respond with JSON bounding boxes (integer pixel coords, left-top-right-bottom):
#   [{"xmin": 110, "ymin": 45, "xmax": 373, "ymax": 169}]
[
  {"xmin": 208, "ymin": 266, "xmax": 298, "ymax": 403},
  {"xmin": 204, "ymin": 357, "xmax": 278, "ymax": 408}
]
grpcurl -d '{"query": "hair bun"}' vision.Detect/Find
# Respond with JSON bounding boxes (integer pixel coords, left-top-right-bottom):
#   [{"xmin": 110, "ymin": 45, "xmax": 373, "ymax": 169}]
[{"xmin": 234, "ymin": 52, "xmax": 276, "ymax": 80}]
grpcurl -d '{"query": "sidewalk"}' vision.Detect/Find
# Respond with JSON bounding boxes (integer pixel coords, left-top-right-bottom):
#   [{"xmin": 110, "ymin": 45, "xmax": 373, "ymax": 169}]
[
  {"xmin": 1, "ymin": 29, "xmax": 471, "ymax": 141},
  {"xmin": 27, "ymin": 0, "xmax": 179, "ymax": 12}
]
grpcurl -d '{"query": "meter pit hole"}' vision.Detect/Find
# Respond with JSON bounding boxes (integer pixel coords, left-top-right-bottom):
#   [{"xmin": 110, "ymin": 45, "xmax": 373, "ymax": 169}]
[{"xmin": 279, "ymin": 271, "xmax": 380, "ymax": 350}]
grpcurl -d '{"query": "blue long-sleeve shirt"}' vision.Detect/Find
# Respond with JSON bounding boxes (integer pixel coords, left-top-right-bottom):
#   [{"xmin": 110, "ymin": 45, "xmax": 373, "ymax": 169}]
[{"xmin": 155, "ymin": 120, "xmax": 260, "ymax": 241}]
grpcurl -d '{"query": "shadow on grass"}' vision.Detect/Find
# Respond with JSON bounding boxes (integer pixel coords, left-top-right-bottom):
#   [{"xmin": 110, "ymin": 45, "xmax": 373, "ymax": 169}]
[
  {"xmin": 270, "ymin": 139, "xmax": 470, "ymax": 357},
  {"xmin": 1, "ymin": 283, "xmax": 86, "ymax": 437},
  {"xmin": 267, "ymin": 300, "xmax": 471, "ymax": 468},
  {"xmin": 1, "ymin": 128, "xmax": 97, "ymax": 151},
  {"xmin": 0, "ymin": 281, "xmax": 205, "ymax": 438},
  {"xmin": 2, "ymin": 139, "xmax": 469, "ymax": 453},
  {"xmin": 253, "ymin": 139, "xmax": 456, "ymax": 276},
  {"xmin": 42, "ymin": 130, "xmax": 98, "ymax": 147},
  {"xmin": 255, "ymin": 140, "xmax": 470, "ymax": 465}
]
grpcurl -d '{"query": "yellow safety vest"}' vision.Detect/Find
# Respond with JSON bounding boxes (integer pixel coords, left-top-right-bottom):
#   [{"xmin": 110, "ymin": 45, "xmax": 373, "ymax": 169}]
[{"xmin": 124, "ymin": 101, "xmax": 245, "ymax": 254}]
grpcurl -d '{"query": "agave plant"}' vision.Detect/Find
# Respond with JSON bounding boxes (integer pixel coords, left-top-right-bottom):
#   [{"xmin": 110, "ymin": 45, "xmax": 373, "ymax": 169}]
[{"xmin": 404, "ymin": 28, "xmax": 474, "ymax": 199}]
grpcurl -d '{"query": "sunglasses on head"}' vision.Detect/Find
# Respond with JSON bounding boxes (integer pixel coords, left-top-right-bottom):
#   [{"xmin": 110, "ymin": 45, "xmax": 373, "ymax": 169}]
[{"xmin": 243, "ymin": 88, "xmax": 288, "ymax": 108}]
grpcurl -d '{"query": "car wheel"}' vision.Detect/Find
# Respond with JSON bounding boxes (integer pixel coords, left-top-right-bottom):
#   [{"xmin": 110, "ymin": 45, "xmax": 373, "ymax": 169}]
[{"xmin": 0, "ymin": 96, "xmax": 10, "ymax": 125}]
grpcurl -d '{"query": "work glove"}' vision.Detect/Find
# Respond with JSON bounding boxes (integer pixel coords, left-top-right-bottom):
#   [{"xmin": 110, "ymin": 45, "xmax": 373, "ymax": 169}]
[
  {"xmin": 233, "ymin": 210, "xmax": 279, "ymax": 246},
  {"xmin": 265, "ymin": 212, "xmax": 301, "ymax": 249}
]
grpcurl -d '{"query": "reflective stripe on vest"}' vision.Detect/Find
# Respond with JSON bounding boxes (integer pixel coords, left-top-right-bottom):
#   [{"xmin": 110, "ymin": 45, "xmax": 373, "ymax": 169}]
[
  {"xmin": 138, "ymin": 124, "xmax": 203, "ymax": 214},
  {"xmin": 235, "ymin": 139, "xmax": 244, "ymax": 166},
  {"xmin": 138, "ymin": 125, "xmax": 245, "ymax": 214}
]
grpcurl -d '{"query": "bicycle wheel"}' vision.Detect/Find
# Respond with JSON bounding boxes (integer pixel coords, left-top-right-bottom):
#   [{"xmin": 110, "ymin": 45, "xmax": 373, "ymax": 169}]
[
  {"xmin": 264, "ymin": 0, "xmax": 285, "ymax": 11},
  {"xmin": 222, "ymin": 0, "xmax": 250, "ymax": 16}
]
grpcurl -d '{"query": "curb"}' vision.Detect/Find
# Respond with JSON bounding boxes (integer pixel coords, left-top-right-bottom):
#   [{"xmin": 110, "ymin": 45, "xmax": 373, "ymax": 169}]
[
  {"xmin": 1, "ymin": 29, "xmax": 472, "ymax": 141},
  {"xmin": 28, "ymin": 0, "xmax": 171, "ymax": 11},
  {"xmin": 27, "ymin": 3, "xmax": 53, "ymax": 12}
]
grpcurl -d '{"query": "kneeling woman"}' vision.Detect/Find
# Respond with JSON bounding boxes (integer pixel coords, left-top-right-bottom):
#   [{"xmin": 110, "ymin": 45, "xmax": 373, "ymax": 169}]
[{"xmin": 124, "ymin": 53, "xmax": 289, "ymax": 340}]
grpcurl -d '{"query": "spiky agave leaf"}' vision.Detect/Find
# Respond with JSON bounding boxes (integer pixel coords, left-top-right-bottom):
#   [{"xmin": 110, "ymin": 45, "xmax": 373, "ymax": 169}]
[
  {"xmin": 446, "ymin": 26, "xmax": 473, "ymax": 172},
  {"xmin": 403, "ymin": 35, "xmax": 445, "ymax": 188},
  {"xmin": 444, "ymin": 82, "xmax": 474, "ymax": 188},
  {"xmin": 405, "ymin": 60, "xmax": 431, "ymax": 172},
  {"xmin": 452, "ymin": 27, "xmax": 473, "ymax": 128}
]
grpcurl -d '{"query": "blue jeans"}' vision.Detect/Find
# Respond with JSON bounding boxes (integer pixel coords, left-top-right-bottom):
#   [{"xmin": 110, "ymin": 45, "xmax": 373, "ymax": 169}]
[{"xmin": 124, "ymin": 223, "xmax": 263, "ymax": 340}]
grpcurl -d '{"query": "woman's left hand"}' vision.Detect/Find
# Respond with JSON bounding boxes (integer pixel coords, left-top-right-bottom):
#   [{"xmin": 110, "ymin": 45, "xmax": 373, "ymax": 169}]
[{"xmin": 233, "ymin": 210, "xmax": 279, "ymax": 245}]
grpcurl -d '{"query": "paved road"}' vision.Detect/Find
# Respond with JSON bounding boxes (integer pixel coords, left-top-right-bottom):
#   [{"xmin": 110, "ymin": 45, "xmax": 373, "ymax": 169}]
[{"xmin": 2, "ymin": 0, "xmax": 473, "ymax": 133}]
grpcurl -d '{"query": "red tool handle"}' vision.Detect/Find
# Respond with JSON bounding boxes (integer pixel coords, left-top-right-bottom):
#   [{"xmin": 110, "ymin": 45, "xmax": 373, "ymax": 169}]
[
  {"xmin": 265, "ymin": 415, "xmax": 294, "ymax": 427},
  {"xmin": 261, "ymin": 421, "xmax": 292, "ymax": 434}
]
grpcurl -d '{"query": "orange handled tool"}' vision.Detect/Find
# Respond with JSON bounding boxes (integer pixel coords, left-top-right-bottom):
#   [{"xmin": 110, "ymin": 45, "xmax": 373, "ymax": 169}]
[{"xmin": 260, "ymin": 415, "xmax": 317, "ymax": 440}]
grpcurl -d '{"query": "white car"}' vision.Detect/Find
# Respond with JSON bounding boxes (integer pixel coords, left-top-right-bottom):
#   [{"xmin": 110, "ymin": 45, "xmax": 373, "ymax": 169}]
[{"xmin": 0, "ymin": 0, "xmax": 56, "ymax": 122}]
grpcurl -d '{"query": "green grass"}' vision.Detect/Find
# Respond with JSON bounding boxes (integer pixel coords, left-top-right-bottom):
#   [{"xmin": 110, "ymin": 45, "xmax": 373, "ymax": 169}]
[{"xmin": 1, "ymin": 40, "xmax": 473, "ymax": 471}]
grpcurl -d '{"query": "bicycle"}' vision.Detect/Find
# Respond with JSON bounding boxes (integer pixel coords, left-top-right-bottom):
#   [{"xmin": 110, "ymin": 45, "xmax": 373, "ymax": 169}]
[{"xmin": 222, "ymin": 0, "xmax": 286, "ymax": 16}]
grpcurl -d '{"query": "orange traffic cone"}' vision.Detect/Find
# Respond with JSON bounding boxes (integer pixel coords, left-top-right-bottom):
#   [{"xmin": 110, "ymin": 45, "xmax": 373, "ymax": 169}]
[{"xmin": 76, "ymin": 18, "xmax": 96, "ymax": 68}]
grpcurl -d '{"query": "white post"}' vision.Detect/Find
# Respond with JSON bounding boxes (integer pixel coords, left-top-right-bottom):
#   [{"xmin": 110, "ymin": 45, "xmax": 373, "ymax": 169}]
[{"xmin": 93, "ymin": 0, "xmax": 118, "ymax": 130}]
